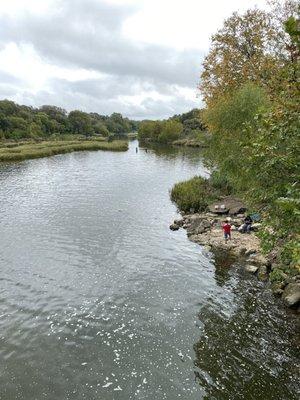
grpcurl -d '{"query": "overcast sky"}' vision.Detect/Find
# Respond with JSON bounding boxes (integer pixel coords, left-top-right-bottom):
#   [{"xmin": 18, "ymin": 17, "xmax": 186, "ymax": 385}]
[{"xmin": 0, "ymin": 0, "xmax": 268, "ymax": 119}]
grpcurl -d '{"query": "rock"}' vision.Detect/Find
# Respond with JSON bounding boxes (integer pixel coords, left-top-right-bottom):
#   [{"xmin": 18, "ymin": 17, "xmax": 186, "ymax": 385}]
[
  {"xmin": 258, "ymin": 265, "xmax": 268, "ymax": 281},
  {"xmin": 271, "ymin": 282, "xmax": 286, "ymax": 296},
  {"xmin": 188, "ymin": 218, "xmax": 211, "ymax": 235},
  {"xmin": 202, "ymin": 245, "xmax": 212, "ymax": 253},
  {"xmin": 272, "ymin": 285, "xmax": 284, "ymax": 296},
  {"xmin": 208, "ymin": 203, "xmax": 229, "ymax": 214},
  {"xmin": 225, "ymin": 197, "xmax": 247, "ymax": 215},
  {"xmin": 282, "ymin": 283, "xmax": 300, "ymax": 308},
  {"xmin": 245, "ymin": 265, "xmax": 258, "ymax": 274},
  {"xmin": 174, "ymin": 219, "xmax": 184, "ymax": 227},
  {"xmin": 170, "ymin": 223, "xmax": 179, "ymax": 231},
  {"xmin": 245, "ymin": 249, "xmax": 257, "ymax": 256},
  {"xmin": 251, "ymin": 223, "xmax": 262, "ymax": 232},
  {"xmin": 249, "ymin": 254, "xmax": 269, "ymax": 267},
  {"xmin": 239, "ymin": 247, "xmax": 247, "ymax": 255}
]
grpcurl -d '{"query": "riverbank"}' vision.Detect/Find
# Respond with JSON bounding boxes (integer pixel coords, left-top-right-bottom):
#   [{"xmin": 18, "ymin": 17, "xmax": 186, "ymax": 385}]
[
  {"xmin": 170, "ymin": 210, "xmax": 300, "ymax": 309},
  {"xmin": 0, "ymin": 139, "xmax": 128, "ymax": 162},
  {"xmin": 172, "ymin": 138, "xmax": 207, "ymax": 148},
  {"xmin": 170, "ymin": 176, "xmax": 300, "ymax": 310}
]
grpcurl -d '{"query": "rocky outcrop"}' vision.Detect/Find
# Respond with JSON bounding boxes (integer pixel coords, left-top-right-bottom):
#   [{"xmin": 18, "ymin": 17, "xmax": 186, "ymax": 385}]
[
  {"xmin": 282, "ymin": 283, "xmax": 300, "ymax": 308},
  {"xmin": 170, "ymin": 210, "xmax": 299, "ymax": 311},
  {"xmin": 173, "ymin": 212, "xmax": 262, "ymax": 259}
]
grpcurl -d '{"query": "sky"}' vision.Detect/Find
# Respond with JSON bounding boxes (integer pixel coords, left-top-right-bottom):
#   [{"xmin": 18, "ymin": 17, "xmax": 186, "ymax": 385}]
[{"xmin": 0, "ymin": 0, "xmax": 268, "ymax": 119}]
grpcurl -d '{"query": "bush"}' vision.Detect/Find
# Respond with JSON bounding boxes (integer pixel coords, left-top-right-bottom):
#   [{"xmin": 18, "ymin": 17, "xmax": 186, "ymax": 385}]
[
  {"xmin": 138, "ymin": 119, "xmax": 183, "ymax": 143},
  {"xmin": 171, "ymin": 176, "xmax": 219, "ymax": 213}
]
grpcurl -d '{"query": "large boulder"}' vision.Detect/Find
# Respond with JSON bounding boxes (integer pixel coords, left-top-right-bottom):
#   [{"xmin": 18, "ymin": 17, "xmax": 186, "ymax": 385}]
[
  {"xmin": 188, "ymin": 218, "xmax": 211, "ymax": 235},
  {"xmin": 208, "ymin": 197, "xmax": 247, "ymax": 215},
  {"xmin": 282, "ymin": 283, "xmax": 300, "ymax": 308}
]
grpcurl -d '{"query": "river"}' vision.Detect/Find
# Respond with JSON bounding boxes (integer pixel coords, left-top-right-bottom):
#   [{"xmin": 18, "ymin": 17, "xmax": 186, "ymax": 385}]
[{"xmin": 0, "ymin": 140, "xmax": 298, "ymax": 399}]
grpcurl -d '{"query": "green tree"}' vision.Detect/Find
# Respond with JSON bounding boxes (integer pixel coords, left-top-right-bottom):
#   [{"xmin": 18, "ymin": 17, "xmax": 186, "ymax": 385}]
[
  {"xmin": 158, "ymin": 120, "xmax": 183, "ymax": 143},
  {"xmin": 68, "ymin": 110, "xmax": 93, "ymax": 138}
]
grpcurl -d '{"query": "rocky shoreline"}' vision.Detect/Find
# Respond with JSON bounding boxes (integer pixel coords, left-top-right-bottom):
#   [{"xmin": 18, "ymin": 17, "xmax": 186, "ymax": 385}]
[{"xmin": 170, "ymin": 207, "xmax": 300, "ymax": 310}]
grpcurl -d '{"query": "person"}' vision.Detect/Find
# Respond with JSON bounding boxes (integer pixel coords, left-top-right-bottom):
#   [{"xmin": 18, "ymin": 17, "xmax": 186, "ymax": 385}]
[
  {"xmin": 222, "ymin": 220, "xmax": 231, "ymax": 242},
  {"xmin": 242, "ymin": 215, "xmax": 252, "ymax": 233}
]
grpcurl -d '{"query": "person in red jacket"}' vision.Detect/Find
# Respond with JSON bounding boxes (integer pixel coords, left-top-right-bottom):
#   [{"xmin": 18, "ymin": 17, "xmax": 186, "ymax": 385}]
[{"xmin": 223, "ymin": 220, "xmax": 232, "ymax": 242}]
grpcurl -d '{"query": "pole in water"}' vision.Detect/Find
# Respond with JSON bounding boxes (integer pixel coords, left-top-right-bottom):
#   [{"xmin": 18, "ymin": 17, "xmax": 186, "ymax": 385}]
[{"xmin": 136, "ymin": 147, "xmax": 138, "ymax": 153}]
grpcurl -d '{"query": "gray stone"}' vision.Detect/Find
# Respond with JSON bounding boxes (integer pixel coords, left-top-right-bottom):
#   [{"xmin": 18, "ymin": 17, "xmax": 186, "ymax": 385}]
[
  {"xmin": 245, "ymin": 265, "xmax": 258, "ymax": 274},
  {"xmin": 189, "ymin": 218, "xmax": 211, "ymax": 235},
  {"xmin": 174, "ymin": 219, "xmax": 184, "ymax": 227},
  {"xmin": 272, "ymin": 282, "xmax": 285, "ymax": 296},
  {"xmin": 251, "ymin": 223, "xmax": 262, "ymax": 232},
  {"xmin": 245, "ymin": 249, "xmax": 257, "ymax": 256},
  {"xmin": 170, "ymin": 223, "xmax": 179, "ymax": 231},
  {"xmin": 282, "ymin": 283, "xmax": 300, "ymax": 307}
]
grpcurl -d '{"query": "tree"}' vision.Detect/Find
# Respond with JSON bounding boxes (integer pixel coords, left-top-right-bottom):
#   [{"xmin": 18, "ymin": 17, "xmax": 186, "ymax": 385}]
[
  {"xmin": 158, "ymin": 120, "xmax": 183, "ymax": 143},
  {"xmin": 68, "ymin": 110, "xmax": 93, "ymax": 137},
  {"xmin": 199, "ymin": 9, "xmax": 281, "ymax": 104},
  {"xmin": 93, "ymin": 121, "xmax": 109, "ymax": 136}
]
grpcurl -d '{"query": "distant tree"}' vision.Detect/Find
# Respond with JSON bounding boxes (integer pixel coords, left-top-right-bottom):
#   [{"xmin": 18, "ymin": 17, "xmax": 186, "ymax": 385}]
[
  {"xmin": 93, "ymin": 121, "xmax": 109, "ymax": 136},
  {"xmin": 138, "ymin": 120, "xmax": 162, "ymax": 141},
  {"xmin": 0, "ymin": 99, "xmax": 19, "ymax": 116},
  {"xmin": 68, "ymin": 110, "xmax": 93, "ymax": 138},
  {"xmin": 158, "ymin": 120, "xmax": 183, "ymax": 143}
]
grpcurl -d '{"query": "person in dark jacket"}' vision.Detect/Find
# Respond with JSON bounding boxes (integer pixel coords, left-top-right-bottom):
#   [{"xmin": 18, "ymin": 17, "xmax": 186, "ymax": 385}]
[{"xmin": 242, "ymin": 215, "xmax": 252, "ymax": 233}]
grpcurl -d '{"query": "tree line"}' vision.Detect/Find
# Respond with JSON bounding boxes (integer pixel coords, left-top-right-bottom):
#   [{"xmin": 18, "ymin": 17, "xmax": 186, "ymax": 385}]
[
  {"xmin": 138, "ymin": 108, "xmax": 206, "ymax": 144},
  {"xmin": 0, "ymin": 100, "xmax": 138, "ymax": 140},
  {"xmin": 199, "ymin": 0, "xmax": 299, "ymax": 280}
]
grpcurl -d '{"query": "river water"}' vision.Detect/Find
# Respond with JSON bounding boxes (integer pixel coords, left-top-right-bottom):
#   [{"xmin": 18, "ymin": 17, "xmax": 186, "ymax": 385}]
[{"xmin": 0, "ymin": 140, "xmax": 298, "ymax": 400}]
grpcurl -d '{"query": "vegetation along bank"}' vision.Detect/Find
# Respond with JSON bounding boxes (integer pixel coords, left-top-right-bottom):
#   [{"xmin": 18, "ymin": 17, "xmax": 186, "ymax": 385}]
[
  {"xmin": 0, "ymin": 139, "xmax": 128, "ymax": 162},
  {"xmin": 0, "ymin": 101, "xmax": 137, "ymax": 160},
  {"xmin": 170, "ymin": 1, "xmax": 300, "ymax": 310}
]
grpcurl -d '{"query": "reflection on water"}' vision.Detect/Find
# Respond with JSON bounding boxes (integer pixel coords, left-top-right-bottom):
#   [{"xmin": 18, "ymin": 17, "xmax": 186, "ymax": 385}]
[
  {"xmin": 0, "ymin": 140, "xmax": 298, "ymax": 399},
  {"xmin": 194, "ymin": 263, "xmax": 300, "ymax": 400},
  {"xmin": 139, "ymin": 140, "xmax": 207, "ymax": 168}
]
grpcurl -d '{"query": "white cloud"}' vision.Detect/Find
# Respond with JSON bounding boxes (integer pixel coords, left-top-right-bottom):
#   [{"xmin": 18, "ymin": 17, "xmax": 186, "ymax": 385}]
[{"xmin": 0, "ymin": 0, "xmax": 269, "ymax": 119}]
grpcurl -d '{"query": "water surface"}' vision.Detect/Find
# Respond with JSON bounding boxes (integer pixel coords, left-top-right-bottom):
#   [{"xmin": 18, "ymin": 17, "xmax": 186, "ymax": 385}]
[{"xmin": 0, "ymin": 140, "xmax": 298, "ymax": 399}]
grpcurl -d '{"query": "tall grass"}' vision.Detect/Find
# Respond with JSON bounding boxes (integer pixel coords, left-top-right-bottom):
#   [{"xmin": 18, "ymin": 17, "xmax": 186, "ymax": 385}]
[
  {"xmin": 171, "ymin": 176, "xmax": 220, "ymax": 213},
  {"xmin": 0, "ymin": 140, "xmax": 128, "ymax": 162}
]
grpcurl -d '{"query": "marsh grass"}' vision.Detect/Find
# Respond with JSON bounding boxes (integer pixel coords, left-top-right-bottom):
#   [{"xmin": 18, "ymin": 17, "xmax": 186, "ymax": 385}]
[{"xmin": 0, "ymin": 139, "xmax": 128, "ymax": 162}]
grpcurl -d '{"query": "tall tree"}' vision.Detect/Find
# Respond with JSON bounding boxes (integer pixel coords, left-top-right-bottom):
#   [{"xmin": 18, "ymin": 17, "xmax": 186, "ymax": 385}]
[{"xmin": 199, "ymin": 1, "xmax": 296, "ymax": 105}]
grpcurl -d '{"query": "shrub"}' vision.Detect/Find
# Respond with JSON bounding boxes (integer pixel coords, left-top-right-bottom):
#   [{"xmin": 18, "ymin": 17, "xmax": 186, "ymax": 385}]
[{"xmin": 171, "ymin": 176, "xmax": 218, "ymax": 213}]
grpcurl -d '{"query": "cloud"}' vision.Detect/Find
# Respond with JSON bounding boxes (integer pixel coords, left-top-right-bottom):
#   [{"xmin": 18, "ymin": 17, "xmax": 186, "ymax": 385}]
[{"xmin": 0, "ymin": 0, "xmax": 204, "ymax": 118}]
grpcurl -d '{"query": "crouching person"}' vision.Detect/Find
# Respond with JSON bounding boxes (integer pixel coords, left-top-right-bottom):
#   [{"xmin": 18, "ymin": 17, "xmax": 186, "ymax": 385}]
[{"xmin": 239, "ymin": 215, "xmax": 252, "ymax": 233}]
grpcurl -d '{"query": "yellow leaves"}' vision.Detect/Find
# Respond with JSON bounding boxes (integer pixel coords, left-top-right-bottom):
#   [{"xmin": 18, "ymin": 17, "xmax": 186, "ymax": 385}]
[{"xmin": 199, "ymin": 8, "xmax": 283, "ymax": 106}]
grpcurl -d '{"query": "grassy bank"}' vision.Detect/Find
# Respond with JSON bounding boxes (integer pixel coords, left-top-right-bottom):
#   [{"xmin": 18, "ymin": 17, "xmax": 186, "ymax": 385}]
[{"xmin": 0, "ymin": 139, "xmax": 128, "ymax": 162}]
